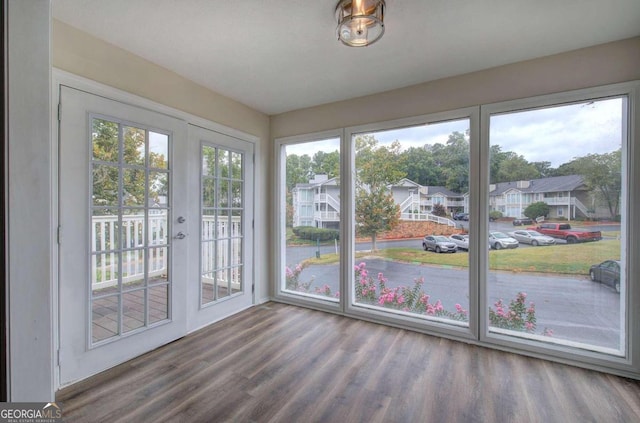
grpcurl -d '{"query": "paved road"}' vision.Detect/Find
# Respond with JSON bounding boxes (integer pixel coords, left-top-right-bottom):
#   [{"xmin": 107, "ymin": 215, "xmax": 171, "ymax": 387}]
[
  {"xmin": 284, "ymin": 222, "xmax": 623, "ymax": 349},
  {"xmin": 291, "ymin": 259, "xmax": 621, "ymax": 350},
  {"xmin": 286, "ymin": 222, "xmax": 621, "ymax": 264}
]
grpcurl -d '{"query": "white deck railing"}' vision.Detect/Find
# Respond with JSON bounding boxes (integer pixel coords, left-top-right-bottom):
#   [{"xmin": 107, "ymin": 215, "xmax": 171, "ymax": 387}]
[
  {"xmin": 92, "ymin": 213, "xmax": 241, "ymax": 290},
  {"xmin": 314, "ymin": 211, "xmax": 340, "ymax": 221},
  {"xmin": 400, "ymin": 212, "xmax": 456, "ymax": 227}
]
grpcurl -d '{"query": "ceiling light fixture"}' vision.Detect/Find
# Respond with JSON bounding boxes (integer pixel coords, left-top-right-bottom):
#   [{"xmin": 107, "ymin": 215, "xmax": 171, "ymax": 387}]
[{"xmin": 335, "ymin": 0, "xmax": 385, "ymax": 47}]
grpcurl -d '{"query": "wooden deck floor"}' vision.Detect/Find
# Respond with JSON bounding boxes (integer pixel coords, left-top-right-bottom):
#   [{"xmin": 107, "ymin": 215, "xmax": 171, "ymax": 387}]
[{"xmin": 58, "ymin": 302, "xmax": 640, "ymax": 422}]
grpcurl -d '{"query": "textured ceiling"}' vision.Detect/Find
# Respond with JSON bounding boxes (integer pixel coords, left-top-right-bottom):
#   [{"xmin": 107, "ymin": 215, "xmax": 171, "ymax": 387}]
[{"xmin": 53, "ymin": 0, "xmax": 640, "ymax": 115}]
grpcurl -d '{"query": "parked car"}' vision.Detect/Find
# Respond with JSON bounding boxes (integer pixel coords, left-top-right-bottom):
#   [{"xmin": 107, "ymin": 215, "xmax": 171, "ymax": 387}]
[
  {"xmin": 488, "ymin": 231, "xmax": 519, "ymax": 250},
  {"xmin": 508, "ymin": 230, "xmax": 555, "ymax": 246},
  {"xmin": 528, "ymin": 223, "xmax": 601, "ymax": 243},
  {"xmin": 453, "ymin": 212, "xmax": 469, "ymax": 221},
  {"xmin": 448, "ymin": 234, "xmax": 469, "ymax": 251},
  {"xmin": 589, "ymin": 260, "xmax": 620, "ymax": 293},
  {"xmin": 422, "ymin": 235, "xmax": 458, "ymax": 253},
  {"xmin": 512, "ymin": 217, "xmax": 533, "ymax": 226}
]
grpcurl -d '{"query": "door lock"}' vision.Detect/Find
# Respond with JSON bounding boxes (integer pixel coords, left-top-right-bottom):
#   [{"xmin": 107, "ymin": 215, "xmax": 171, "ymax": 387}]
[{"xmin": 177, "ymin": 216, "xmax": 186, "ymax": 223}]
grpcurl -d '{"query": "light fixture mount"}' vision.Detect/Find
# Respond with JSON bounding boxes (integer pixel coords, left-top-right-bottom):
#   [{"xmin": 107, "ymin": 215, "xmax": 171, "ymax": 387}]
[{"xmin": 335, "ymin": 0, "xmax": 385, "ymax": 47}]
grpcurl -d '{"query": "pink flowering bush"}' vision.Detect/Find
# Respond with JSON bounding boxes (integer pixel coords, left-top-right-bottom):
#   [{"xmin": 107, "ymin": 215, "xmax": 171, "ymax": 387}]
[
  {"xmin": 315, "ymin": 284, "xmax": 339, "ymax": 298},
  {"xmin": 354, "ymin": 262, "xmax": 468, "ymax": 321},
  {"xmin": 286, "ymin": 263, "xmax": 339, "ymax": 298},
  {"xmin": 294, "ymin": 261, "xmax": 553, "ymax": 336},
  {"xmin": 489, "ymin": 292, "xmax": 552, "ymax": 336},
  {"xmin": 285, "ymin": 263, "xmax": 313, "ymax": 292}
]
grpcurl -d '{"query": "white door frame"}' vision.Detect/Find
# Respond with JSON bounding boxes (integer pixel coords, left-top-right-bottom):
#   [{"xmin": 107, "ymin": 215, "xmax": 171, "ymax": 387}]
[{"xmin": 53, "ymin": 69, "xmax": 258, "ymax": 389}]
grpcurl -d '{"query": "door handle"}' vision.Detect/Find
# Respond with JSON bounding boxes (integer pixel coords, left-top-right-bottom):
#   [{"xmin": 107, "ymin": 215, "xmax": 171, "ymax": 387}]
[{"xmin": 174, "ymin": 231, "xmax": 187, "ymax": 239}]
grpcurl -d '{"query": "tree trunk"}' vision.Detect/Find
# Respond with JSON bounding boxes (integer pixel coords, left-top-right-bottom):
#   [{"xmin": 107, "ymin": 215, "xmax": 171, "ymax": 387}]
[{"xmin": 371, "ymin": 233, "xmax": 377, "ymax": 252}]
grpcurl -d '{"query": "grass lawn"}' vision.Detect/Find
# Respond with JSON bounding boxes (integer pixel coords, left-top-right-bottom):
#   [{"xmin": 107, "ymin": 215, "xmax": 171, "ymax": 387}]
[{"xmin": 303, "ymin": 239, "xmax": 620, "ymax": 276}]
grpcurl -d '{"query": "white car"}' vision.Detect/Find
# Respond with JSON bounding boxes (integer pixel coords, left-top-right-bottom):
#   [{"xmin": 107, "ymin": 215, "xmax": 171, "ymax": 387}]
[
  {"xmin": 448, "ymin": 234, "xmax": 469, "ymax": 251},
  {"xmin": 489, "ymin": 231, "xmax": 519, "ymax": 250},
  {"xmin": 508, "ymin": 230, "xmax": 555, "ymax": 246}
]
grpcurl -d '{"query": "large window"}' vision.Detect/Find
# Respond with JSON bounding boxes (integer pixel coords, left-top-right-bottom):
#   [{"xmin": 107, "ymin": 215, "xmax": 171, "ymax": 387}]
[
  {"xmin": 486, "ymin": 96, "xmax": 627, "ymax": 354},
  {"xmin": 280, "ymin": 136, "xmax": 341, "ymax": 303},
  {"xmin": 276, "ymin": 83, "xmax": 638, "ymax": 375},
  {"xmin": 350, "ymin": 119, "xmax": 471, "ymax": 327}
]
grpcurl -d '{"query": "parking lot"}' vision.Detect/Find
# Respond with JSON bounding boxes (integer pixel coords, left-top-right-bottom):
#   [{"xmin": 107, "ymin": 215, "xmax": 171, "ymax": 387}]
[{"xmin": 285, "ymin": 221, "xmax": 623, "ymax": 350}]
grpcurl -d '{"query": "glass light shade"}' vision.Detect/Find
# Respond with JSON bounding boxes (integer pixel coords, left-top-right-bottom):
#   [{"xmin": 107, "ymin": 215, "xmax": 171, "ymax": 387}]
[{"xmin": 336, "ymin": 0, "xmax": 385, "ymax": 47}]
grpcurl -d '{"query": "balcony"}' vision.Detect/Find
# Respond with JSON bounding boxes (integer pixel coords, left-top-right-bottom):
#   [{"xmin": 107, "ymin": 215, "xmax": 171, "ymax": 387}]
[{"xmin": 92, "ymin": 213, "xmax": 241, "ymax": 291}]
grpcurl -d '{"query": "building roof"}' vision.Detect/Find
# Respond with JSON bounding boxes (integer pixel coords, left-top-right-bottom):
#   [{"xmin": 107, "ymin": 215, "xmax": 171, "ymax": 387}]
[
  {"xmin": 421, "ymin": 186, "xmax": 463, "ymax": 197},
  {"xmin": 293, "ymin": 175, "xmax": 338, "ymax": 190},
  {"xmin": 489, "ymin": 175, "xmax": 585, "ymax": 196}
]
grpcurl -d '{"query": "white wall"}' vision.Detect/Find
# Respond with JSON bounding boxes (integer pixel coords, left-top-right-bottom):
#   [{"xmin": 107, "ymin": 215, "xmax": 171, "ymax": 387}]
[
  {"xmin": 271, "ymin": 37, "xmax": 640, "ymax": 138},
  {"xmin": 7, "ymin": 0, "xmax": 53, "ymax": 401},
  {"xmin": 51, "ymin": 20, "xmax": 272, "ymax": 304}
]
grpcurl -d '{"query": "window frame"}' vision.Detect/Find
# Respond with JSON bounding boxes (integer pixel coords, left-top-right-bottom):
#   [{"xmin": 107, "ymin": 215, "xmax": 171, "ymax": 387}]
[
  {"xmin": 274, "ymin": 129, "xmax": 344, "ymax": 312},
  {"xmin": 479, "ymin": 82, "xmax": 639, "ymax": 373},
  {"xmin": 273, "ymin": 81, "xmax": 640, "ymax": 378},
  {"xmin": 343, "ymin": 109, "xmax": 480, "ymax": 340}
]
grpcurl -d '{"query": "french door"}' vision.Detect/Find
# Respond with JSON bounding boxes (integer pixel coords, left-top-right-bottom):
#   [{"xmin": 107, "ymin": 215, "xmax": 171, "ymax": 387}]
[
  {"xmin": 58, "ymin": 86, "xmax": 253, "ymax": 385},
  {"xmin": 185, "ymin": 124, "xmax": 254, "ymax": 330}
]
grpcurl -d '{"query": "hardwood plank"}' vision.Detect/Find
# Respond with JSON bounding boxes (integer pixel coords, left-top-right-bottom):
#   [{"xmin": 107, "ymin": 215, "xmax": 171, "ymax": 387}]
[{"xmin": 57, "ymin": 302, "xmax": 640, "ymax": 423}]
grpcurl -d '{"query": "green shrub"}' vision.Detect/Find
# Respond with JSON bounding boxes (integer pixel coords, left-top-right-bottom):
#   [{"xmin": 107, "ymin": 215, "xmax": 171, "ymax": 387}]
[
  {"xmin": 292, "ymin": 226, "xmax": 339, "ymax": 241},
  {"xmin": 524, "ymin": 201, "xmax": 550, "ymax": 220},
  {"xmin": 489, "ymin": 210, "xmax": 503, "ymax": 220}
]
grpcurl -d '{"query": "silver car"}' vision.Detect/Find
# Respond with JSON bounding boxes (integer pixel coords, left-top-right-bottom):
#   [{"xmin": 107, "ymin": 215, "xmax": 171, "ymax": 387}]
[
  {"xmin": 448, "ymin": 234, "xmax": 469, "ymax": 251},
  {"xmin": 508, "ymin": 230, "xmax": 555, "ymax": 246},
  {"xmin": 489, "ymin": 231, "xmax": 519, "ymax": 250},
  {"xmin": 422, "ymin": 235, "xmax": 457, "ymax": 253}
]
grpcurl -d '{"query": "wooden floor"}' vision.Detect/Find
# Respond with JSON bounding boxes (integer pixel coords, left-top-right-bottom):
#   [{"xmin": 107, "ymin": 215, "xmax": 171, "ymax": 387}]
[{"xmin": 58, "ymin": 302, "xmax": 640, "ymax": 423}]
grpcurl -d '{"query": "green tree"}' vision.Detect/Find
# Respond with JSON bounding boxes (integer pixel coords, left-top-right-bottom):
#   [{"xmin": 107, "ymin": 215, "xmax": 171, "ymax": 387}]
[
  {"xmin": 311, "ymin": 150, "xmax": 340, "ymax": 179},
  {"xmin": 495, "ymin": 151, "xmax": 540, "ymax": 183},
  {"xmin": 285, "ymin": 153, "xmax": 313, "ymax": 227},
  {"xmin": 573, "ymin": 150, "xmax": 622, "ymax": 218},
  {"xmin": 524, "ymin": 201, "xmax": 550, "ymax": 220},
  {"xmin": 285, "ymin": 153, "xmax": 313, "ymax": 190},
  {"xmin": 439, "ymin": 131, "xmax": 470, "ymax": 193},
  {"xmin": 92, "ymin": 121, "xmax": 157, "ymax": 208},
  {"xmin": 355, "ymin": 135, "xmax": 404, "ymax": 251},
  {"xmin": 401, "ymin": 146, "xmax": 438, "ymax": 186},
  {"xmin": 531, "ymin": 161, "xmax": 555, "ymax": 178}
]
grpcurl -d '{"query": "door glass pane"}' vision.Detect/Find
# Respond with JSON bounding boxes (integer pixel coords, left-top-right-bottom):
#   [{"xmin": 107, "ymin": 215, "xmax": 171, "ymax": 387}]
[
  {"xmin": 92, "ymin": 295, "xmax": 119, "ymax": 343},
  {"xmin": 201, "ymin": 145, "xmax": 245, "ymax": 305},
  {"xmin": 89, "ymin": 116, "xmax": 172, "ymax": 344},
  {"xmin": 149, "ymin": 284, "xmax": 169, "ymax": 324},
  {"xmin": 351, "ymin": 120, "xmax": 470, "ymax": 325},
  {"xmin": 122, "ymin": 209, "xmax": 145, "ymax": 249},
  {"xmin": 149, "ymin": 131, "xmax": 169, "ymax": 169},
  {"xmin": 122, "ymin": 290, "xmax": 145, "ymax": 333},
  {"xmin": 92, "ymin": 208, "xmax": 119, "ymax": 252},
  {"xmin": 487, "ymin": 97, "xmax": 626, "ymax": 354},
  {"xmin": 123, "ymin": 168, "xmax": 145, "ymax": 206},
  {"xmin": 92, "ymin": 164, "xmax": 119, "ymax": 206},
  {"xmin": 122, "ymin": 249, "xmax": 145, "ymax": 290},
  {"xmin": 149, "ymin": 171, "xmax": 169, "ymax": 207},
  {"xmin": 123, "ymin": 126, "xmax": 145, "ymax": 166},
  {"xmin": 91, "ymin": 252, "xmax": 119, "ymax": 297},
  {"xmin": 282, "ymin": 138, "xmax": 341, "ymax": 302},
  {"xmin": 92, "ymin": 118, "xmax": 119, "ymax": 162},
  {"xmin": 148, "ymin": 246, "xmax": 168, "ymax": 284}
]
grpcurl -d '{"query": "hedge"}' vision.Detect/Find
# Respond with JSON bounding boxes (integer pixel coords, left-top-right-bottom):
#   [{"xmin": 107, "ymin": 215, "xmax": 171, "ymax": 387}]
[{"xmin": 292, "ymin": 226, "xmax": 339, "ymax": 241}]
